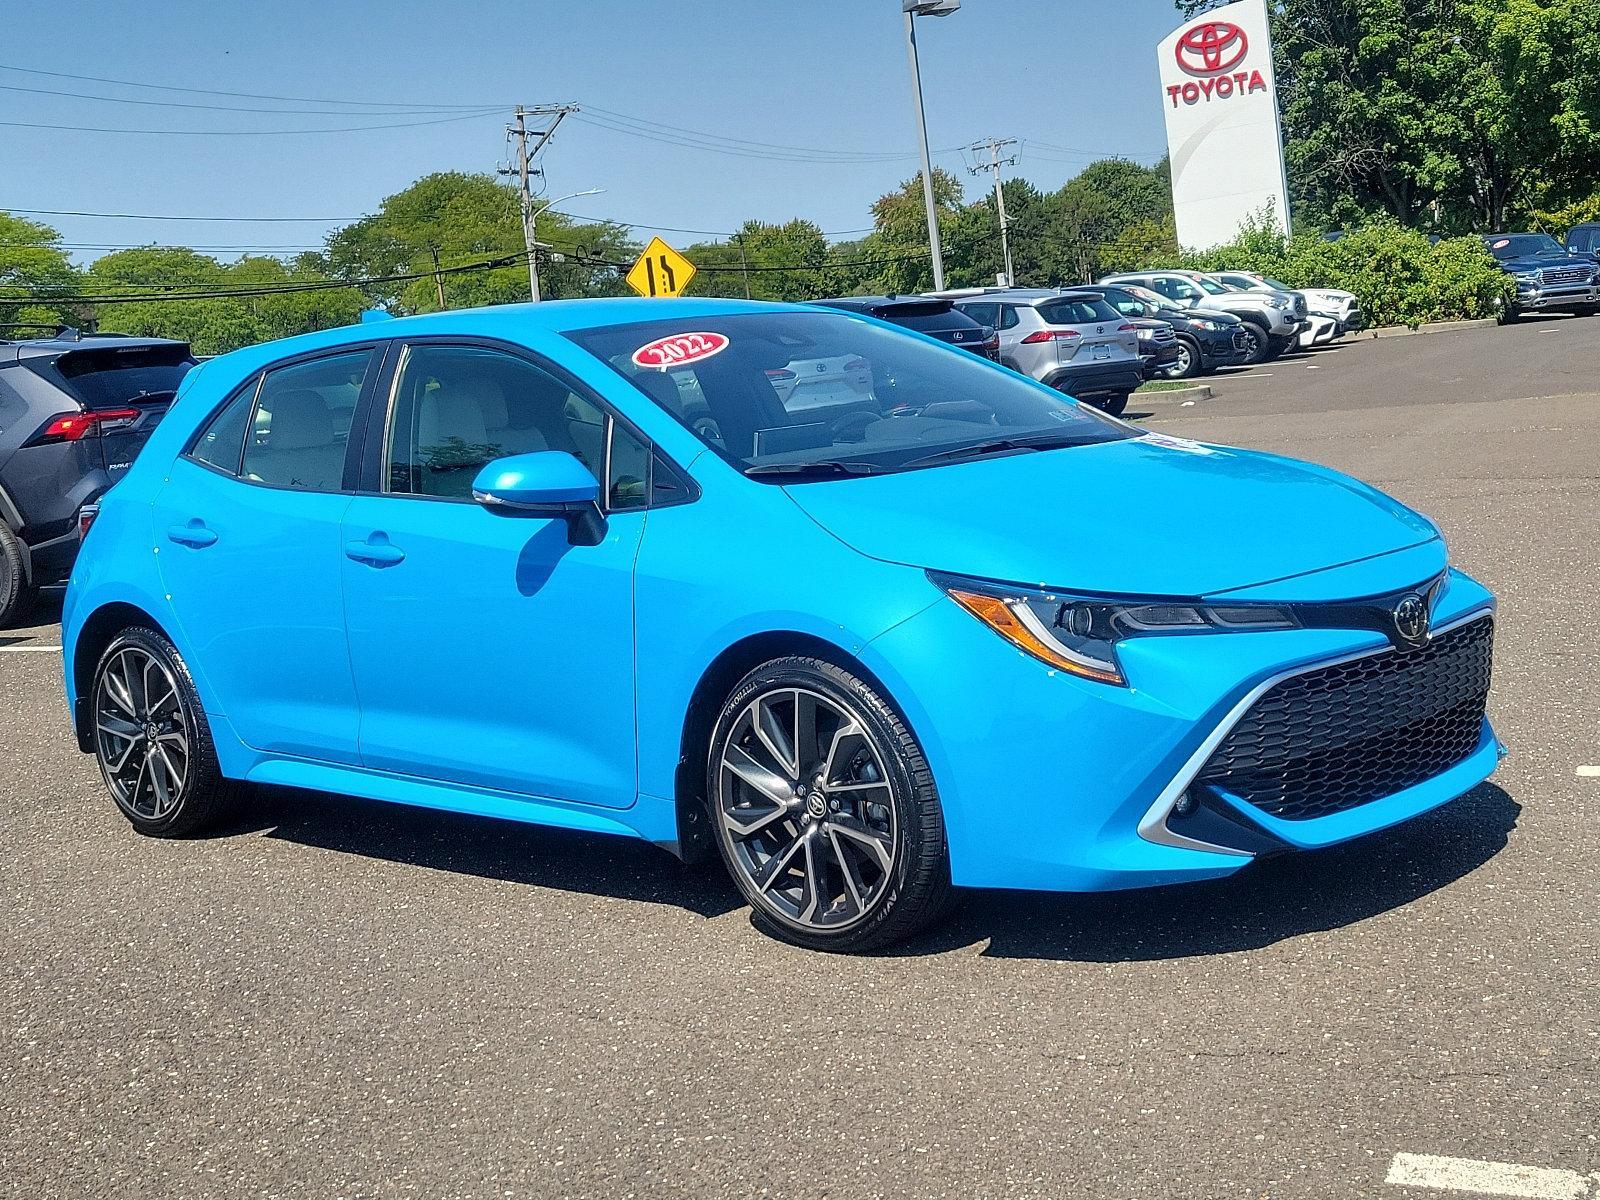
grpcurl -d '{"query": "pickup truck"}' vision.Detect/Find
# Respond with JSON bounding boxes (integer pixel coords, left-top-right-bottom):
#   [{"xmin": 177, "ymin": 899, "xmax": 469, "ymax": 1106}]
[{"xmin": 1483, "ymin": 233, "xmax": 1600, "ymax": 322}]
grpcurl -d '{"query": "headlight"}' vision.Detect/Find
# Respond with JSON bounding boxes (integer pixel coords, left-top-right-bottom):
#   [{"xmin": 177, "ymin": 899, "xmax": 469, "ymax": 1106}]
[
  {"xmin": 1189, "ymin": 318, "xmax": 1219, "ymax": 330},
  {"xmin": 931, "ymin": 573, "xmax": 1299, "ymax": 687},
  {"xmin": 1266, "ymin": 296, "xmax": 1291, "ymax": 310}
]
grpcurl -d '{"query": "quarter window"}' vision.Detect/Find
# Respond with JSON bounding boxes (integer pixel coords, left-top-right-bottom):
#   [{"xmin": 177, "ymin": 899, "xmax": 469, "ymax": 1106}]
[
  {"xmin": 241, "ymin": 350, "xmax": 372, "ymax": 492},
  {"xmin": 997, "ymin": 305, "xmax": 1021, "ymax": 330},
  {"xmin": 188, "ymin": 377, "xmax": 259, "ymax": 474}
]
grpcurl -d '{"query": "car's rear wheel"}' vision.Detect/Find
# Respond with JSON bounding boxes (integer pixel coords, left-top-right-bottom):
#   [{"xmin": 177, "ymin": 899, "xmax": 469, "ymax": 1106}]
[
  {"xmin": 0, "ymin": 525, "xmax": 34, "ymax": 629},
  {"xmin": 706, "ymin": 657, "xmax": 953, "ymax": 952},
  {"xmin": 1097, "ymin": 392, "xmax": 1131, "ymax": 417},
  {"xmin": 91, "ymin": 626, "xmax": 242, "ymax": 837}
]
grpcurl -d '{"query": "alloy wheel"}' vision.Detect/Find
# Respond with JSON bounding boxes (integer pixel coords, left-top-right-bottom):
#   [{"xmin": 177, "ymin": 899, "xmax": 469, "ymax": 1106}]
[
  {"xmin": 715, "ymin": 687, "xmax": 897, "ymax": 932},
  {"xmin": 94, "ymin": 645, "xmax": 191, "ymax": 822}
]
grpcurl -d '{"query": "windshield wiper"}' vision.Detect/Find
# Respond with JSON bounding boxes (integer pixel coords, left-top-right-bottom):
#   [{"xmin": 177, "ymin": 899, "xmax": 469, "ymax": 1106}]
[
  {"xmin": 744, "ymin": 460, "xmax": 889, "ymax": 480},
  {"xmin": 900, "ymin": 434, "xmax": 1092, "ymax": 470}
]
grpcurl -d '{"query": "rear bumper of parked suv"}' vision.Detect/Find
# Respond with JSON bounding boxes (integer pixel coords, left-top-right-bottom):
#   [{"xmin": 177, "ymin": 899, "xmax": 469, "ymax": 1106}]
[
  {"xmin": 865, "ymin": 565, "xmax": 1501, "ymax": 893},
  {"xmin": 1043, "ymin": 362, "xmax": 1145, "ymax": 398}
]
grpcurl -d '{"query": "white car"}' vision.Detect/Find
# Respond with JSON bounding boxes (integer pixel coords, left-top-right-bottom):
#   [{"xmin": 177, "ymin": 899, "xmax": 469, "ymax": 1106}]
[{"xmin": 1211, "ymin": 271, "xmax": 1364, "ymax": 346}]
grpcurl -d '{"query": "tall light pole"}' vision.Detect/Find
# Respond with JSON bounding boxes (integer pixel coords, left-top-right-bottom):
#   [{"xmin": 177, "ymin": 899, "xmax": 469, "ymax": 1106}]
[
  {"xmin": 527, "ymin": 188, "xmax": 604, "ymax": 303},
  {"xmin": 902, "ymin": 0, "xmax": 959, "ymax": 292}
]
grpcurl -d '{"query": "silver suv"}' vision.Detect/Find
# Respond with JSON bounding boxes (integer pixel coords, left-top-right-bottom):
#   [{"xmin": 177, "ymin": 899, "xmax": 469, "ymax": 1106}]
[
  {"xmin": 1100, "ymin": 270, "xmax": 1306, "ymax": 363},
  {"xmin": 935, "ymin": 289, "xmax": 1144, "ymax": 416}
]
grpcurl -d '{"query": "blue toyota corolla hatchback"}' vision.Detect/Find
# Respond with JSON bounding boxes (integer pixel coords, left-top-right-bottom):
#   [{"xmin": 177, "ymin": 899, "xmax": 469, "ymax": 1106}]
[{"xmin": 62, "ymin": 298, "xmax": 1501, "ymax": 951}]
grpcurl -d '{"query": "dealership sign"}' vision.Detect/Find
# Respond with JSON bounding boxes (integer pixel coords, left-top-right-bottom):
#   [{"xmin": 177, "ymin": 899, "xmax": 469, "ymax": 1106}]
[{"xmin": 1157, "ymin": 0, "xmax": 1290, "ymax": 250}]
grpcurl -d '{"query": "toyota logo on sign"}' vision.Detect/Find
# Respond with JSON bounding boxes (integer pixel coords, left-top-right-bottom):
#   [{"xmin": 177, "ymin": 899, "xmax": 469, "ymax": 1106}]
[{"xmin": 1175, "ymin": 20, "xmax": 1249, "ymax": 75}]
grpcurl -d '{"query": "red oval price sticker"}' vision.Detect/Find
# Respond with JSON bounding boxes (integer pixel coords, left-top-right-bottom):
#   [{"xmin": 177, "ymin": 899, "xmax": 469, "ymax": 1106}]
[{"xmin": 631, "ymin": 331, "xmax": 729, "ymax": 371}]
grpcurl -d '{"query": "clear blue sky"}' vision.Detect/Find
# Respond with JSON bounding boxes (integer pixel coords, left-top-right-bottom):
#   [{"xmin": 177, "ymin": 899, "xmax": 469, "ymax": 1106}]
[{"xmin": 0, "ymin": 0, "xmax": 1183, "ymax": 262}]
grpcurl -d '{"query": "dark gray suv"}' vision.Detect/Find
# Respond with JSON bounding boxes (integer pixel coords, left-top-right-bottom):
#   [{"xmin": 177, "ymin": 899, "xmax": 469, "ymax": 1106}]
[{"xmin": 0, "ymin": 326, "xmax": 195, "ymax": 625}]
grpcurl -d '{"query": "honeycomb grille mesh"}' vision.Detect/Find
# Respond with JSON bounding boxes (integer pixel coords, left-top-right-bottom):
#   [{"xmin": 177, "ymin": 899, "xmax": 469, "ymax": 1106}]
[{"xmin": 1197, "ymin": 617, "xmax": 1494, "ymax": 821}]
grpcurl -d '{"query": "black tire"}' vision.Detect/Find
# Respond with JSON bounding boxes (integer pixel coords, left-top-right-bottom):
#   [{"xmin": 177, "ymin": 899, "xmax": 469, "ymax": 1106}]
[
  {"xmin": 1260, "ymin": 334, "xmax": 1294, "ymax": 362},
  {"xmin": 1166, "ymin": 337, "xmax": 1202, "ymax": 379},
  {"xmin": 1096, "ymin": 392, "xmax": 1131, "ymax": 417},
  {"xmin": 1497, "ymin": 306, "xmax": 1520, "ymax": 325},
  {"xmin": 705, "ymin": 656, "xmax": 954, "ymax": 952},
  {"xmin": 90, "ymin": 625, "xmax": 243, "ymax": 837},
  {"xmin": 0, "ymin": 524, "xmax": 34, "ymax": 629},
  {"xmin": 1236, "ymin": 321, "xmax": 1269, "ymax": 364}
]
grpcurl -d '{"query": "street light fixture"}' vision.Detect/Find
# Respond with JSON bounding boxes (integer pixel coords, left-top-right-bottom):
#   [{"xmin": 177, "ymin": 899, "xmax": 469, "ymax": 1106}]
[
  {"xmin": 902, "ymin": 0, "xmax": 959, "ymax": 291},
  {"xmin": 528, "ymin": 188, "xmax": 605, "ymax": 302}
]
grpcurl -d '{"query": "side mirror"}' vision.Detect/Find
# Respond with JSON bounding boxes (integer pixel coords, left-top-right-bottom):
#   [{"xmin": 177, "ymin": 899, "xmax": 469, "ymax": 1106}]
[{"xmin": 471, "ymin": 451, "xmax": 607, "ymax": 546}]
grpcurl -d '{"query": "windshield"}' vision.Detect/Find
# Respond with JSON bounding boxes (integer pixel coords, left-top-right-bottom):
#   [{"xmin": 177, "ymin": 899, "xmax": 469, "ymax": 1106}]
[
  {"xmin": 1193, "ymin": 276, "xmax": 1233, "ymax": 295},
  {"xmin": 1259, "ymin": 276, "xmax": 1293, "ymax": 291},
  {"xmin": 566, "ymin": 312, "xmax": 1130, "ymax": 479},
  {"xmin": 1486, "ymin": 234, "xmax": 1565, "ymax": 260},
  {"xmin": 1122, "ymin": 284, "xmax": 1170, "ymax": 309}
]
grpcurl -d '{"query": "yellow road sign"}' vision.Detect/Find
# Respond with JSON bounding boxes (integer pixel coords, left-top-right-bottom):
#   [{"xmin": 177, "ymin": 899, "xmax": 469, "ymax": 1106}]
[{"xmin": 626, "ymin": 236, "xmax": 696, "ymax": 298}]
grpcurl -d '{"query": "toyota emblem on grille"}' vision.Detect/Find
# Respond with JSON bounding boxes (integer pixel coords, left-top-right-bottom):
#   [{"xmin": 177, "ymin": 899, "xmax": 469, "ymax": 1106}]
[{"xmin": 1392, "ymin": 593, "xmax": 1431, "ymax": 647}]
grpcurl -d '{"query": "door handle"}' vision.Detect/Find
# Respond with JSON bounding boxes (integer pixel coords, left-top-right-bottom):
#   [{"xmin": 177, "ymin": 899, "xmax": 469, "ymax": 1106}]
[
  {"xmin": 344, "ymin": 536, "xmax": 405, "ymax": 567},
  {"xmin": 166, "ymin": 520, "xmax": 217, "ymax": 549}
]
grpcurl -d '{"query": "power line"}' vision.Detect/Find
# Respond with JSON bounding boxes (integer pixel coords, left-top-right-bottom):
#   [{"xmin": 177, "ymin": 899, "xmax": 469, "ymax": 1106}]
[
  {"xmin": 0, "ymin": 62, "xmax": 497, "ymax": 110},
  {"xmin": 0, "ymin": 81, "xmax": 497, "ymax": 116},
  {"xmin": 0, "ymin": 110, "xmax": 502, "ymax": 137},
  {"xmin": 6, "ymin": 206, "xmax": 361, "ymax": 222}
]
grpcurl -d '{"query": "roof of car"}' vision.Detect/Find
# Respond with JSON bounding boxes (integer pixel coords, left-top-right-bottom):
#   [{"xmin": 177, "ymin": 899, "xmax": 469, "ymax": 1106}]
[
  {"xmin": 810, "ymin": 295, "xmax": 953, "ymax": 310},
  {"xmin": 947, "ymin": 287, "xmax": 1105, "ymax": 305},
  {"xmin": 195, "ymin": 296, "xmax": 818, "ymax": 380},
  {"xmin": 0, "ymin": 330, "xmax": 191, "ymax": 364}
]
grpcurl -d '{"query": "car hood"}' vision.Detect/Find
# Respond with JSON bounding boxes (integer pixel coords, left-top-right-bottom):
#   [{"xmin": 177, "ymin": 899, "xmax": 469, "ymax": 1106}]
[
  {"xmin": 1497, "ymin": 254, "xmax": 1595, "ymax": 273},
  {"xmin": 783, "ymin": 433, "xmax": 1440, "ymax": 597},
  {"xmin": 1301, "ymin": 287, "xmax": 1356, "ymax": 305}
]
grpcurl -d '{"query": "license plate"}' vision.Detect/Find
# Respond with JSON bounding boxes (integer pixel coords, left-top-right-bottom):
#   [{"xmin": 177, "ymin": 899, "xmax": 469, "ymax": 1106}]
[{"xmin": 1092, "ymin": 345, "xmax": 1111, "ymax": 360}]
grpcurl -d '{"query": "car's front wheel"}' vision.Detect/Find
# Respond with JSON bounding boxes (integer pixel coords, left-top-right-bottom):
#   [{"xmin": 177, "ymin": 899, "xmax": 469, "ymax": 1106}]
[
  {"xmin": 91, "ymin": 625, "xmax": 242, "ymax": 837},
  {"xmin": 1236, "ymin": 322, "xmax": 1268, "ymax": 364},
  {"xmin": 706, "ymin": 656, "xmax": 953, "ymax": 952},
  {"xmin": 1162, "ymin": 337, "xmax": 1200, "ymax": 379}
]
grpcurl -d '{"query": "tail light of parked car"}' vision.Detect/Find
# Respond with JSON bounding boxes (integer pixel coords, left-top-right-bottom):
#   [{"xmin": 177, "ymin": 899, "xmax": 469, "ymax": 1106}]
[
  {"xmin": 27, "ymin": 408, "xmax": 141, "ymax": 446},
  {"xmin": 77, "ymin": 503, "xmax": 100, "ymax": 541},
  {"xmin": 1020, "ymin": 330, "xmax": 1080, "ymax": 344}
]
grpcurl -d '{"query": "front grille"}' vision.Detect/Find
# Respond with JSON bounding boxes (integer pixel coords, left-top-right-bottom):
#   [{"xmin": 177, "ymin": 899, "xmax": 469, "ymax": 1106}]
[
  {"xmin": 1540, "ymin": 266, "xmax": 1588, "ymax": 286},
  {"xmin": 1231, "ymin": 330, "xmax": 1250, "ymax": 351},
  {"xmin": 1292, "ymin": 295, "xmax": 1308, "ymax": 317},
  {"xmin": 1195, "ymin": 617, "xmax": 1493, "ymax": 821},
  {"xmin": 1151, "ymin": 326, "xmax": 1176, "ymax": 344}
]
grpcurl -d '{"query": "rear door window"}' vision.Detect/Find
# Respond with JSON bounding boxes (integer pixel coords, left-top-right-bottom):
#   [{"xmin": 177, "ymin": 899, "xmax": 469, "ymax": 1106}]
[
  {"xmin": 242, "ymin": 350, "xmax": 373, "ymax": 492},
  {"xmin": 188, "ymin": 377, "xmax": 260, "ymax": 475}
]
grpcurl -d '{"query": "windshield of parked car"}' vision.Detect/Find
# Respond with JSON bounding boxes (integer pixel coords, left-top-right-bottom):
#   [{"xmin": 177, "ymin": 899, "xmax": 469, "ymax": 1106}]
[
  {"xmin": 1121, "ymin": 284, "xmax": 1171, "ymax": 310},
  {"xmin": 566, "ymin": 312, "xmax": 1131, "ymax": 480},
  {"xmin": 1486, "ymin": 234, "xmax": 1565, "ymax": 260},
  {"xmin": 1193, "ymin": 276, "xmax": 1234, "ymax": 295},
  {"xmin": 1259, "ymin": 276, "xmax": 1294, "ymax": 291}
]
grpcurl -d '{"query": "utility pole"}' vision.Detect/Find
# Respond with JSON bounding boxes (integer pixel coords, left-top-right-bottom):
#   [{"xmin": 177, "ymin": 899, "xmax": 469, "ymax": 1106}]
[
  {"xmin": 503, "ymin": 104, "xmax": 578, "ymax": 302},
  {"xmin": 428, "ymin": 245, "xmax": 447, "ymax": 309},
  {"xmin": 967, "ymin": 137, "xmax": 1019, "ymax": 286},
  {"xmin": 901, "ymin": 1, "xmax": 960, "ymax": 292},
  {"xmin": 735, "ymin": 232, "xmax": 752, "ymax": 299}
]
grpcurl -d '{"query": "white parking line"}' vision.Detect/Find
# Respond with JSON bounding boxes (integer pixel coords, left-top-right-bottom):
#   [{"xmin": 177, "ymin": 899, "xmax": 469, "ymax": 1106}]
[
  {"xmin": 1306, "ymin": 365, "xmax": 1323, "ymax": 369},
  {"xmin": 1577, "ymin": 765, "xmax": 1600, "ymax": 777},
  {"xmin": 1226, "ymin": 372, "xmax": 1275, "ymax": 380},
  {"xmin": 1385, "ymin": 1153, "xmax": 1594, "ymax": 1198},
  {"xmin": 0, "ymin": 645, "xmax": 61, "ymax": 653}
]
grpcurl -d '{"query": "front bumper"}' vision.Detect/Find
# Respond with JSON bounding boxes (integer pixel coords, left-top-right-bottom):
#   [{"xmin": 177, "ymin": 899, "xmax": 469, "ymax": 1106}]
[
  {"xmin": 1514, "ymin": 284, "xmax": 1598, "ymax": 311},
  {"xmin": 864, "ymin": 565, "xmax": 1500, "ymax": 893},
  {"xmin": 1197, "ymin": 328, "xmax": 1251, "ymax": 367}
]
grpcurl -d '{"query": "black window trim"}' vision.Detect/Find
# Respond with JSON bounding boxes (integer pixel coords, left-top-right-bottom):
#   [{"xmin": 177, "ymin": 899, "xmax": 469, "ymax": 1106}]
[
  {"xmin": 354, "ymin": 334, "xmax": 697, "ymax": 513},
  {"xmin": 178, "ymin": 341, "xmax": 392, "ymax": 494}
]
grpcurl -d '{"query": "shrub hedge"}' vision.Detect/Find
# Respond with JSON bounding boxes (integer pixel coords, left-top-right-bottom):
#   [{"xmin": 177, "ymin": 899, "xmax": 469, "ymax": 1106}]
[{"xmin": 1152, "ymin": 218, "xmax": 1514, "ymax": 328}]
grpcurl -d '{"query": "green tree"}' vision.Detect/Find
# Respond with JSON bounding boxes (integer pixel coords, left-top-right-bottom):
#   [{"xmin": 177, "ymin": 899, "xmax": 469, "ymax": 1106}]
[
  {"xmin": 1176, "ymin": 0, "xmax": 1600, "ymax": 231},
  {"xmin": 685, "ymin": 219, "xmax": 841, "ymax": 301},
  {"xmin": 0, "ymin": 213, "xmax": 81, "ymax": 331},
  {"xmin": 1049, "ymin": 158, "xmax": 1175, "ymax": 280},
  {"xmin": 319, "ymin": 171, "xmax": 634, "ymax": 311}
]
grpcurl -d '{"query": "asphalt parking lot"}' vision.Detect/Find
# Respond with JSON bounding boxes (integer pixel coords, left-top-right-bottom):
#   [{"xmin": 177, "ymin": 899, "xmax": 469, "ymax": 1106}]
[{"xmin": 2, "ymin": 315, "xmax": 1596, "ymax": 1199}]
